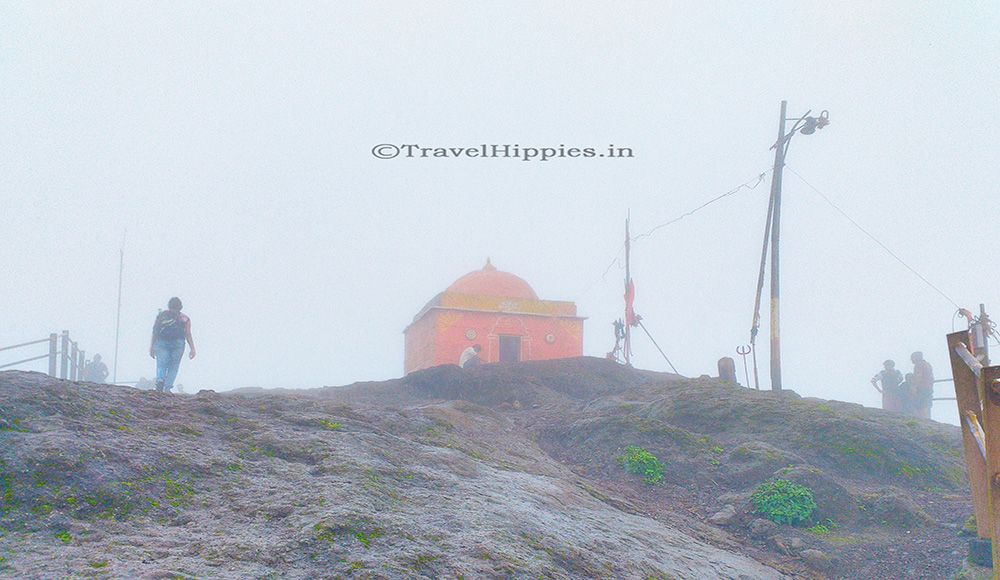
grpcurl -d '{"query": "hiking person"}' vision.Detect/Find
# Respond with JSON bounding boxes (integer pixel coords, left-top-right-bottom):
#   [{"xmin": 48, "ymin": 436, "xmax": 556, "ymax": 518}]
[
  {"xmin": 910, "ymin": 351, "xmax": 934, "ymax": 419},
  {"xmin": 459, "ymin": 344, "xmax": 482, "ymax": 369},
  {"xmin": 870, "ymin": 359, "xmax": 904, "ymax": 412},
  {"xmin": 83, "ymin": 353, "xmax": 109, "ymax": 383},
  {"xmin": 149, "ymin": 297, "xmax": 196, "ymax": 393}
]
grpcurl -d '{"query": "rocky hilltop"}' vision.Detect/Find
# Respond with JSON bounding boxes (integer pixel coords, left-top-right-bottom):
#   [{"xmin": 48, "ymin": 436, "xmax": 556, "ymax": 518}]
[{"xmin": 0, "ymin": 358, "xmax": 974, "ymax": 579}]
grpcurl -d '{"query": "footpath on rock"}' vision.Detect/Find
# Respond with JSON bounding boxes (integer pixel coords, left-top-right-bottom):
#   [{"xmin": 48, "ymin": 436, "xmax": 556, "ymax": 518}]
[{"xmin": 0, "ymin": 358, "xmax": 975, "ymax": 579}]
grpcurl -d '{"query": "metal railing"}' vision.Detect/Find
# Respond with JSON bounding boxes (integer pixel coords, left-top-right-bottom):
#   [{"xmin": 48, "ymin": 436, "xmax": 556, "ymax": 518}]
[
  {"xmin": 0, "ymin": 331, "xmax": 88, "ymax": 380},
  {"xmin": 947, "ymin": 329, "xmax": 998, "ymax": 572}
]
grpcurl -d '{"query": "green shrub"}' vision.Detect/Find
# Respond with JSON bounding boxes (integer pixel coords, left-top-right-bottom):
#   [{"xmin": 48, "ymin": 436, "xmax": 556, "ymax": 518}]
[
  {"xmin": 750, "ymin": 479, "xmax": 816, "ymax": 525},
  {"xmin": 618, "ymin": 446, "xmax": 664, "ymax": 484}
]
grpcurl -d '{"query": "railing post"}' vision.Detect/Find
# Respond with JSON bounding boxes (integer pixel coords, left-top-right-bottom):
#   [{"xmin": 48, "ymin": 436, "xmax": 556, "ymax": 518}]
[
  {"xmin": 78, "ymin": 349, "xmax": 86, "ymax": 381},
  {"xmin": 70, "ymin": 341, "xmax": 79, "ymax": 381},
  {"xmin": 982, "ymin": 364, "xmax": 1000, "ymax": 570},
  {"xmin": 60, "ymin": 331, "xmax": 70, "ymax": 379},
  {"xmin": 48, "ymin": 333, "xmax": 58, "ymax": 376},
  {"xmin": 948, "ymin": 331, "xmax": 991, "ymax": 539}
]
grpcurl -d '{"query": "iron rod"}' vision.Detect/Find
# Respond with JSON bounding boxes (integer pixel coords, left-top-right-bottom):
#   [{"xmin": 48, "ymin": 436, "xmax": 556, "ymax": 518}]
[
  {"xmin": 0, "ymin": 353, "xmax": 53, "ymax": 369},
  {"xmin": 0, "ymin": 337, "xmax": 50, "ymax": 352}
]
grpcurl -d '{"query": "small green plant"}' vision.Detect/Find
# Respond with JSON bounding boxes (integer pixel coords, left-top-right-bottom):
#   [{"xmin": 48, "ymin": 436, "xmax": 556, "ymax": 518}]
[
  {"xmin": 806, "ymin": 518, "xmax": 836, "ymax": 535},
  {"xmin": 750, "ymin": 479, "xmax": 816, "ymax": 525},
  {"xmin": 961, "ymin": 515, "xmax": 977, "ymax": 536},
  {"xmin": 618, "ymin": 446, "xmax": 664, "ymax": 484},
  {"xmin": 55, "ymin": 531, "xmax": 70, "ymax": 544}
]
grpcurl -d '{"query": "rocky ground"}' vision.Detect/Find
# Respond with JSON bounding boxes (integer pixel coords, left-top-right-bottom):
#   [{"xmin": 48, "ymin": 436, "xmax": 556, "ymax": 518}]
[{"xmin": 0, "ymin": 357, "xmax": 984, "ymax": 579}]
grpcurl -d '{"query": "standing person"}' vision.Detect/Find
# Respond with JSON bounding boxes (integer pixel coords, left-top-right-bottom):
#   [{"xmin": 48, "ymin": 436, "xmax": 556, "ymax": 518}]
[
  {"xmin": 459, "ymin": 344, "xmax": 482, "ymax": 369},
  {"xmin": 910, "ymin": 351, "xmax": 934, "ymax": 419},
  {"xmin": 149, "ymin": 297, "xmax": 196, "ymax": 393},
  {"xmin": 870, "ymin": 359, "xmax": 904, "ymax": 412},
  {"xmin": 83, "ymin": 353, "xmax": 109, "ymax": 383}
]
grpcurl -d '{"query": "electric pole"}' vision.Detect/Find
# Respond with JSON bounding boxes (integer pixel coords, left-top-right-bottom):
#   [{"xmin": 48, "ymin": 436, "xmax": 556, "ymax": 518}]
[
  {"xmin": 751, "ymin": 101, "xmax": 828, "ymax": 391},
  {"xmin": 769, "ymin": 101, "xmax": 787, "ymax": 391}
]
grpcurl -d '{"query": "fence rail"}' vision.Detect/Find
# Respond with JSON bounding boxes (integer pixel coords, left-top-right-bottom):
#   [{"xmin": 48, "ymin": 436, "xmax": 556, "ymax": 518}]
[{"xmin": 0, "ymin": 331, "xmax": 89, "ymax": 380}]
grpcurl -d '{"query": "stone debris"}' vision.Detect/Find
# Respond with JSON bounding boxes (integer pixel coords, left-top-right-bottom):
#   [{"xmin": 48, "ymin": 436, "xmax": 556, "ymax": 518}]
[{"xmin": 709, "ymin": 504, "xmax": 738, "ymax": 526}]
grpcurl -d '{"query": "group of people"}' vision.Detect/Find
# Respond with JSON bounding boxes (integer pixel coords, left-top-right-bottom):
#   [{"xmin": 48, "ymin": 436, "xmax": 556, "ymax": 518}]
[{"xmin": 871, "ymin": 352, "xmax": 934, "ymax": 418}]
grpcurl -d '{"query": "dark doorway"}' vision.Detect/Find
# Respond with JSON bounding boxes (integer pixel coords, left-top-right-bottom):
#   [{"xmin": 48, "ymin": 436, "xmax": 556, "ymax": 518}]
[{"xmin": 498, "ymin": 336, "xmax": 521, "ymax": 363}]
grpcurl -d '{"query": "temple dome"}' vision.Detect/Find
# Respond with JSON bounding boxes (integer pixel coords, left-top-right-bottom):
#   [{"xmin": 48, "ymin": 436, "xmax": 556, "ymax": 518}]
[{"xmin": 445, "ymin": 259, "xmax": 539, "ymax": 300}]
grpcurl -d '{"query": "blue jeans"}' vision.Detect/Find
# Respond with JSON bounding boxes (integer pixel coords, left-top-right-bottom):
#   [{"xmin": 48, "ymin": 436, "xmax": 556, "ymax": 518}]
[{"xmin": 154, "ymin": 339, "xmax": 186, "ymax": 391}]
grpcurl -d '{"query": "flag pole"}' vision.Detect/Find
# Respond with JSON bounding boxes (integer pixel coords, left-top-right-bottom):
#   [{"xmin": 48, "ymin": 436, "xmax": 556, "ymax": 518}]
[{"xmin": 624, "ymin": 214, "xmax": 632, "ymax": 364}]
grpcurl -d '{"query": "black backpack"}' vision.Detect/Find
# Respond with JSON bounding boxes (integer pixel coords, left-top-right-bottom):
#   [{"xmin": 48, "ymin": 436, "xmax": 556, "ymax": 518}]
[{"xmin": 155, "ymin": 310, "xmax": 186, "ymax": 340}]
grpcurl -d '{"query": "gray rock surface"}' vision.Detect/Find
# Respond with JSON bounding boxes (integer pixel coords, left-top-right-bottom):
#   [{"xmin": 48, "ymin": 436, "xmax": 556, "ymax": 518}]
[{"xmin": 0, "ymin": 370, "xmax": 785, "ymax": 580}]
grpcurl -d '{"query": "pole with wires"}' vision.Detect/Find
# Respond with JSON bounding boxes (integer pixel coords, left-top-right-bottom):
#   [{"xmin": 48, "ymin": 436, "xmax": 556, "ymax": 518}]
[
  {"xmin": 749, "ymin": 101, "xmax": 828, "ymax": 391},
  {"xmin": 113, "ymin": 229, "xmax": 126, "ymax": 383},
  {"xmin": 768, "ymin": 101, "xmax": 788, "ymax": 392},
  {"xmin": 749, "ymin": 168, "xmax": 776, "ymax": 390}
]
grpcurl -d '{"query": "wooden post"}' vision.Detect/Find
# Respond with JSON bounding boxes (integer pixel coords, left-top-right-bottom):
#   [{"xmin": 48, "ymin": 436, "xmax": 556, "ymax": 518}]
[
  {"xmin": 60, "ymin": 331, "xmax": 69, "ymax": 379},
  {"xmin": 78, "ymin": 350, "xmax": 85, "ymax": 381},
  {"xmin": 948, "ymin": 331, "xmax": 990, "ymax": 538},
  {"xmin": 983, "ymin": 364, "xmax": 1000, "ymax": 571},
  {"xmin": 48, "ymin": 333, "xmax": 58, "ymax": 376}
]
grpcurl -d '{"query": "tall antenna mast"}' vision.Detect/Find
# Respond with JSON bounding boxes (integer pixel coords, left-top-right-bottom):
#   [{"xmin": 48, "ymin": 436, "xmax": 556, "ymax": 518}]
[{"xmin": 113, "ymin": 229, "xmax": 126, "ymax": 383}]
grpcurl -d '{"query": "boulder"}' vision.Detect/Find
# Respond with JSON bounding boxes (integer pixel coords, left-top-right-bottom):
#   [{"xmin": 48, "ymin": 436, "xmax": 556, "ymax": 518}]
[{"xmin": 862, "ymin": 488, "xmax": 933, "ymax": 528}]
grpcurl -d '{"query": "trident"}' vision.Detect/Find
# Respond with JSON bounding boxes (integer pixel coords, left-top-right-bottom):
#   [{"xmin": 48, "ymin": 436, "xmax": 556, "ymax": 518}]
[{"xmin": 736, "ymin": 345, "xmax": 752, "ymax": 389}]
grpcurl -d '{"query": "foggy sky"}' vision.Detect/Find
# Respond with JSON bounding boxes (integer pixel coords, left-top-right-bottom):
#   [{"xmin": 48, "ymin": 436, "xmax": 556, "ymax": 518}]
[{"xmin": 3, "ymin": 2, "xmax": 998, "ymax": 425}]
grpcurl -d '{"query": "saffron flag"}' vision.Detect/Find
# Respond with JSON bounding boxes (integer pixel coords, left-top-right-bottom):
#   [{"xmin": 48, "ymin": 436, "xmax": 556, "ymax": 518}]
[{"xmin": 624, "ymin": 279, "xmax": 636, "ymax": 327}]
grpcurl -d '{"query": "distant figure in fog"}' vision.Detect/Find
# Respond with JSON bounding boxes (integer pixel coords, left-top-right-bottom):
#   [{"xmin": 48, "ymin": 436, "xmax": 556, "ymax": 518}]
[
  {"xmin": 84, "ymin": 354, "xmax": 109, "ymax": 383},
  {"xmin": 871, "ymin": 359, "xmax": 904, "ymax": 412},
  {"xmin": 459, "ymin": 344, "xmax": 482, "ymax": 369},
  {"xmin": 909, "ymin": 351, "xmax": 934, "ymax": 419},
  {"xmin": 150, "ymin": 297, "xmax": 196, "ymax": 393},
  {"xmin": 135, "ymin": 377, "xmax": 155, "ymax": 391}
]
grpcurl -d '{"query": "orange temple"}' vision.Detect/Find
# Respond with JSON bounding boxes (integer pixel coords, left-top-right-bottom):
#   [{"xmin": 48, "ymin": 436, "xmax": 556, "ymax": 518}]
[{"xmin": 403, "ymin": 259, "xmax": 586, "ymax": 373}]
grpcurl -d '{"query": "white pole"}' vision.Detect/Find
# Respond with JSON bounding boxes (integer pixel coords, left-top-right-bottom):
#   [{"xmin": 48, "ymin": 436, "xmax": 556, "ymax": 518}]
[{"xmin": 113, "ymin": 229, "xmax": 126, "ymax": 383}]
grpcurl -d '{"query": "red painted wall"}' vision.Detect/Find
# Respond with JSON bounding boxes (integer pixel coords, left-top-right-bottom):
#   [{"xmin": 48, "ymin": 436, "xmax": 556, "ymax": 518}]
[{"xmin": 404, "ymin": 298, "xmax": 584, "ymax": 374}]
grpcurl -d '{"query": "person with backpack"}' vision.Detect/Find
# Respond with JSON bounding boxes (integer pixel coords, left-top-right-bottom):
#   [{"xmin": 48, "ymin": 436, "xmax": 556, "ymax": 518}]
[{"xmin": 149, "ymin": 297, "xmax": 196, "ymax": 393}]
